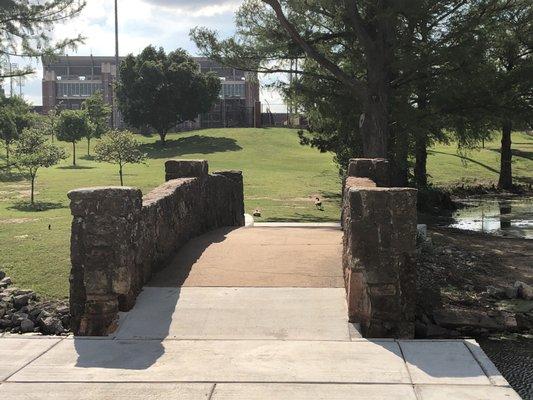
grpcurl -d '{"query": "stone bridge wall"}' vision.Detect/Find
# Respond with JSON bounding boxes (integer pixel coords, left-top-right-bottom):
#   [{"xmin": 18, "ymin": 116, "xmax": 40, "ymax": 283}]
[
  {"xmin": 68, "ymin": 160, "xmax": 244, "ymax": 336},
  {"xmin": 342, "ymin": 158, "xmax": 417, "ymax": 338}
]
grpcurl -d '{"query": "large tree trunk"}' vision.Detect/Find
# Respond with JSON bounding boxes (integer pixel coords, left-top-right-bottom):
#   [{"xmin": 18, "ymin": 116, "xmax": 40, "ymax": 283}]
[
  {"xmin": 72, "ymin": 142, "xmax": 76, "ymax": 166},
  {"xmin": 389, "ymin": 127, "xmax": 409, "ymax": 186},
  {"xmin": 360, "ymin": 59, "xmax": 389, "ymax": 158},
  {"xmin": 414, "ymin": 135, "xmax": 428, "ymax": 188},
  {"xmin": 498, "ymin": 120, "xmax": 513, "ymax": 190},
  {"xmin": 87, "ymin": 137, "xmax": 91, "ymax": 156},
  {"xmin": 159, "ymin": 132, "xmax": 167, "ymax": 144}
]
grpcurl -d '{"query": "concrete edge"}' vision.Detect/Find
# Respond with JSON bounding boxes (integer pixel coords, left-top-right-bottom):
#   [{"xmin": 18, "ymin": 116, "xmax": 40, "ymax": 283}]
[
  {"xmin": 464, "ymin": 339, "xmax": 512, "ymax": 387},
  {"xmin": 253, "ymin": 222, "xmax": 341, "ymax": 228}
]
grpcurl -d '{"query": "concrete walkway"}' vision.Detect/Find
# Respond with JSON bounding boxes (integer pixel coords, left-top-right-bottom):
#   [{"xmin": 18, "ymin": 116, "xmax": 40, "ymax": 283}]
[{"xmin": 0, "ymin": 226, "xmax": 521, "ymax": 399}]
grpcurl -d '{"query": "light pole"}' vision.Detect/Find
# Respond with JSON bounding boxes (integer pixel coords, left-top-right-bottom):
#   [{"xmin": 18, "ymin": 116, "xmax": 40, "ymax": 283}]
[{"xmin": 113, "ymin": 0, "xmax": 120, "ymax": 129}]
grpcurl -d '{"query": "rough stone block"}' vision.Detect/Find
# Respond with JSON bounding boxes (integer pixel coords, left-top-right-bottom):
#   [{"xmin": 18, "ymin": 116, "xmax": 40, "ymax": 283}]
[
  {"xmin": 69, "ymin": 160, "xmax": 245, "ymax": 336},
  {"xmin": 342, "ymin": 183, "xmax": 417, "ymax": 339},
  {"xmin": 347, "ymin": 158, "xmax": 390, "ymax": 186},
  {"xmin": 165, "ymin": 160, "xmax": 208, "ymax": 181}
]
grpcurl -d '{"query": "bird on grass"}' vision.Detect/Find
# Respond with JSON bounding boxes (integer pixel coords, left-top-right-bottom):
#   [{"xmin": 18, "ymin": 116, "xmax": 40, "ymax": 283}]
[
  {"xmin": 253, "ymin": 208, "xmax": 262, "ymax": 217},
  {"xmin": 314, "ymin": 197, "xmax": 323, "ymax": 211}
]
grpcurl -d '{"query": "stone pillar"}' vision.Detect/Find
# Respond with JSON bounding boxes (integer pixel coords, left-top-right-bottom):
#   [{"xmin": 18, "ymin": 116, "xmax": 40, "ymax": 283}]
[
  {"xmin": 254, "ymin": 101, "xmax": 262, "ymax": 128},
  {"xmin": 348, "ymin": 158, "xmax": 390, "ymax": 187},
  {"xmin": 68, "ymin": 187, "xmax": 142, "ymax": 336},
  {"xmin": 343, "ymin": 186, "xmax": 417, "ymax": 338},
  {"xmin": 165, "ymin": 159, "xmax": 209, "ymax": 181},
  {"xmin": 213, "ymin": 170, "xmax": 245, "ymax": 226}
]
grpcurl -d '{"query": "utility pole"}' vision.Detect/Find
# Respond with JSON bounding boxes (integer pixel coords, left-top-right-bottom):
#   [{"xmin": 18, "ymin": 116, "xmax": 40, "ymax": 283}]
[{"xmin": 113, "ymin": 0, "xmax": 120, "ymax": 129}]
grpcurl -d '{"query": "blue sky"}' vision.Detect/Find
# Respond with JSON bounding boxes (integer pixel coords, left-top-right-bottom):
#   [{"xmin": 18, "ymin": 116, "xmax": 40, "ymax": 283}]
[{"xmin": 3, "ymin": 0, "xmax": 285, "ymax": 111}]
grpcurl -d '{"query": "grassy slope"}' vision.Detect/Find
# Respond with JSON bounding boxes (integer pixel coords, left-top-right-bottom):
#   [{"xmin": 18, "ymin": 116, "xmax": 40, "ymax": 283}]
[
  {"xmin": 427, "ymin": 131, "xmax": 532, "ymax": 187},
  {"xmin": 0, "ymin": 128, "xmax": 340, "ymax": 298},
  {"xmin": 0, "ymin": 128, "xmax": 531, "ymax": 299}
]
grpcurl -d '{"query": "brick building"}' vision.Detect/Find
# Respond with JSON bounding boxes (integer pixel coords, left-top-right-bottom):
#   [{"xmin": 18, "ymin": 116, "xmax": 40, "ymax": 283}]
[{"xmin": 42, "ymin": 55, "xmax": 260, "ymax": 129}]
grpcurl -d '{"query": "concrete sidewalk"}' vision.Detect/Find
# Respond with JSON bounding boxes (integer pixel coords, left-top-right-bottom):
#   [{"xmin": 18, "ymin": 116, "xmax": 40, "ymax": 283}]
[{"xmin": 0, "ymin": 227, "xmax": 521, "ymax": 399}]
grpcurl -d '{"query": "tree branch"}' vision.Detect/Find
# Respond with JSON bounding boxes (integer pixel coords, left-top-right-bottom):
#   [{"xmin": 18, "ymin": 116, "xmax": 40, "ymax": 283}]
[{"xmin": 262, "ymin": 0, "xmax": 366, "ymax": 100}]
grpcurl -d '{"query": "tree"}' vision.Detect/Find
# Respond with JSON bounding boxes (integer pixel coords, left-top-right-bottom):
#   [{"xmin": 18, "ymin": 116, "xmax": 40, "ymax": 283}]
[
  {"xmin": 0, "ymin": 94, "xmax": 31, "ymax": 166},
  {"xmin": 483, "ymin": 4, "xmax": 533, "ymax": 189},
  {"xmin": 55, "ymin": 109, "xmax": 91, "ymax": 166},
  {"xmin": 82, "ymin": 91, "xmax": 112, "ymax": 156},
  {"xmin": 116, "ymin": 46, "xmax": 221, "ymax": 144},
  {"xmin": 94, "ymin": 130, "xmax": 146, "ymax": 186},
  {"xmin": 12, "ymin": 127, "xmax": 66, "ymax": 205},
  {"xmin": 0, "ymin": 0, "xmax": 85, "ymax": 79},
  {"xmin": 192, "ymin": 0, "xmax": 523, "ymax": 186}
]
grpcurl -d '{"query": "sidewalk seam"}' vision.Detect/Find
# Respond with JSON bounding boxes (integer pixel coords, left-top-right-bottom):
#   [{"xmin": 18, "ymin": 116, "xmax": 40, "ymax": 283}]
[{"xmin": 2, "ymin": 337, "xmax": 65, "ymax": 382}]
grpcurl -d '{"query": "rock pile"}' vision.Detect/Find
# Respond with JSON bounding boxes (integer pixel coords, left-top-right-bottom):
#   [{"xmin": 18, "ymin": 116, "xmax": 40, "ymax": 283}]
[{"xmin": 0, "ymin": 272, "xmax": 70, "ymax": 335}]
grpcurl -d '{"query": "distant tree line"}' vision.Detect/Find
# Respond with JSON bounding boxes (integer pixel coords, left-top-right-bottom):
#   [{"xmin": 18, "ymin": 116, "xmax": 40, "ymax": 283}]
[{"xmin": 191, "ymin": 0, "xmax": 532, "ymax": 190}]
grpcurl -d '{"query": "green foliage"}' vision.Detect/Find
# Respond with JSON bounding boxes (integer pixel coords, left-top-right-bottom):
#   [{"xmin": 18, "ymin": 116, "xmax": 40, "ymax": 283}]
[
  {"xmin": 0, "ymin": 95, "xmax": 31, "ymax": 165},
  {"xmin": 94, "ymin": 130, "xmax": 146, "ymax": 186},
  {"xmin": 191, "ymin": 0, "xmax": 531, "ymax": 187},
  {"xmin": 116, "ymin": 45, "xmax": 221, "ymax": 143},
  {"xmin": 55, "ymin": 109, "xmax": 91, "ymax": 165},
  {"xmin": 12, "ymin": 127, "xmax": 67, "ymax": 205},
  {"xmin": 0, "ymin": 0, "xmax": 85, "ymax": 79},
  {"xmin": 82, "ymin": 91, "xmax": 112, "ymax": 155}
]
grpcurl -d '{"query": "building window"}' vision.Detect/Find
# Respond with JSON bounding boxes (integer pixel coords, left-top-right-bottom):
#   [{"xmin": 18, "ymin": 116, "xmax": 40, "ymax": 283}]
[{"xmin": 56, "ymin": 82, "xmax": 104, "ymax": 98}]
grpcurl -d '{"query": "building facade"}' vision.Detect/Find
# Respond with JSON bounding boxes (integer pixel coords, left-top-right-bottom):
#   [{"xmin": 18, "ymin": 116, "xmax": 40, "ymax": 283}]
[{"xmin": 42, "ymin": 55, "xmax": 260, "ymax": 129}]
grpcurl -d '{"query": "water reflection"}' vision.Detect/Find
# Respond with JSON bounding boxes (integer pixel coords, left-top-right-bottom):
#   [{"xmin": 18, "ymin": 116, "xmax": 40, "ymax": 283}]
[{"xmin": 450, "ymin": 197, "xmax": 532, "ymax": 239}]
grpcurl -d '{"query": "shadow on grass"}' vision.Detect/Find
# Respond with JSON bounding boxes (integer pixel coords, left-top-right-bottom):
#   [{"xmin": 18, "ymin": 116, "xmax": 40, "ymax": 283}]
[
  {"xmin": 260, "ymin": 213, "xmax": 340, "ymax": 223},
  {"xmin": 80, "ymin": 155, "xmax": 96, "ymax": 161},
  {"xmin": 429, "ymin": 150, "xmax": 500, "ymax": 174},
  {"xmin": 140, "ymin": 135, "xmax": 242, "ymax": 159},
  {"xmin": 320, "ymin": 190, "xmax": 342, "ymax": 207},
  {"xmin": 488, "ymin": 148, "xmax": 533, "ymax": 161},
  {"xmin": 8, "ymin": 201, "xmax": 66, "ymax": 212},
  {"xmin": 0, "ymin": 170, "xmax": 27, "ymax": 182},
  {"xmin": 57, "ymin": 165, "xmax": 95, "ymax": 170}
]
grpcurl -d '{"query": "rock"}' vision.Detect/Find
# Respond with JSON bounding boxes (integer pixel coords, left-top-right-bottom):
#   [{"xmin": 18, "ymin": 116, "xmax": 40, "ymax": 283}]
[
  {"xmin": 39, "ymin": 316, "xmax": 64, "ymax": 335},
  {"xmin": 20, "ymin": 319, "xmax": 35, "ymax": 333},
  {"xmin": 415, "ymin": 320, "xmax": 428, "ymax": 338},
  {"xmin": 505, "ymin": 286, "xmax": 519, "ymax": 299},
  {"xmin": 56, "ymin": 305, "xmax": 70, "ymax": 315},
  {"xmin": 516, "ymin": 313, "xmax": 533, "ymax": 330},
  {"xmin": 13, "ymin": 293, "xmax": 33, "ymax": 308},
  {"xmin": 514, "ymin": 281, "xmax": 533, "ymax": 300},
  {"xmin": 0, "ymin": 277, "xmax": 12, "ymax": 288},
  {"xmin": 486, "ymin": 286, "xmax": 506, "ymax": 299},
  {"xmin": 0, "ymin": 318, "xmax": 12, "ymax": 329},
  {"xmin": 11, "ymin": 312, "xmax": 29, "ymax": 327},
  {"xmin": 426, "ymin": 323, "xmax": 461, "ymax": 338},
  {"xmin": 433, "ymin": 308, "xmax": 499, "ymax": 331},
  {"xmin": 0, "ymin": 271, "xmax": 5, "ymax": 280}
]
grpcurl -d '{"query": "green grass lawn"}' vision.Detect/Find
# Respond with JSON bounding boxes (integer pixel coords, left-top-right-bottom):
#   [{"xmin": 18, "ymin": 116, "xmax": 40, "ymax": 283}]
[
  {"xmin": 0, "ymin": 127, "xmax": 531, "ymax": 299},
  {"xmin": 427, "ymin": 131, "xmax": 532, "ymax": 187},
  {"xmin": 0, "ymin": 128, "xmax": 341, "ymax": 299}
]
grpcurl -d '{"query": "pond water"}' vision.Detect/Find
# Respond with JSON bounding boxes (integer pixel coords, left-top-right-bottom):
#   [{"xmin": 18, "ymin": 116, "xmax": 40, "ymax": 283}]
[{"xmin": 449, "ymin": 197, "xmax": 533, "ymax": 239}]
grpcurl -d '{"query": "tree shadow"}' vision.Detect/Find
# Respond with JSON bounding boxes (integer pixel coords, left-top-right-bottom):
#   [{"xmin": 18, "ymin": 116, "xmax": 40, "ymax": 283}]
[
  {"xmin": 140, "ymin": 135, "xmax": 242, "ymax": 159},
  {"xmin": 0, "ymin": 170, "xmax": 27, "ymax": 182},
  {"xmin": 488, "ymin": 148, "xmax": 533, "ymax": 161},
  {"xmin": 428, "ymin": 150, "xmax": 500, "ymax": 175},
  {"xmin": 57, "ymin": 165, "xmax": 96, "ymax": 170},
  {"xmin": 8, "ymin": 201, "xmax": 66, "ymax": 212},
  {"xmin": 260, "ymin": 213, "xmax": 340, "ymax": 223},
  {"xmin": 80, "ymin": 155, "xmax": 96, "ymax": 161}
]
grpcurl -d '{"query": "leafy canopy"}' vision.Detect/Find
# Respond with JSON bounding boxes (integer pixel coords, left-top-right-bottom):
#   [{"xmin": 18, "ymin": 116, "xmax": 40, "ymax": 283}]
[
  {"xmin": 13, "ymin": 127, "xmax": 67, "ymax": 204},
  {"xmin": 0, "ymin": 0, "xmax": 85, "ymax": 79},
  {"xmin": 116, "ymin": 46, "xmax": 221, "ymax": 142},
  {"xmin": 94, "ymin": 130, "xmax": 146, "ymax": 186},
  {"xmin": 82, "ymin": 91, "xmax": 111, "ymax": 139},
  {"xmin": 55, "ymin": 109, "xmax": 91, "ymax": 144}
]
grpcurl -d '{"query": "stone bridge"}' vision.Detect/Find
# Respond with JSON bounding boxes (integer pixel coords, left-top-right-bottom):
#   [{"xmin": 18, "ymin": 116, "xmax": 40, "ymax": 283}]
[{"xmin": 0, "ymin": 159, "xmax": 519, "ymax": 399}]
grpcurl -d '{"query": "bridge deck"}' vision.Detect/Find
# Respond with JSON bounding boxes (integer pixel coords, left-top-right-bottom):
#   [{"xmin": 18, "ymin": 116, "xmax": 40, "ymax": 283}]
[
  {"xmin": 148, "ymin": 226, "xmax": 344, "ymax": 288},
  {"xmin": 0, "ymin": 226, "xmax": 519, "ymax": 399}
]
